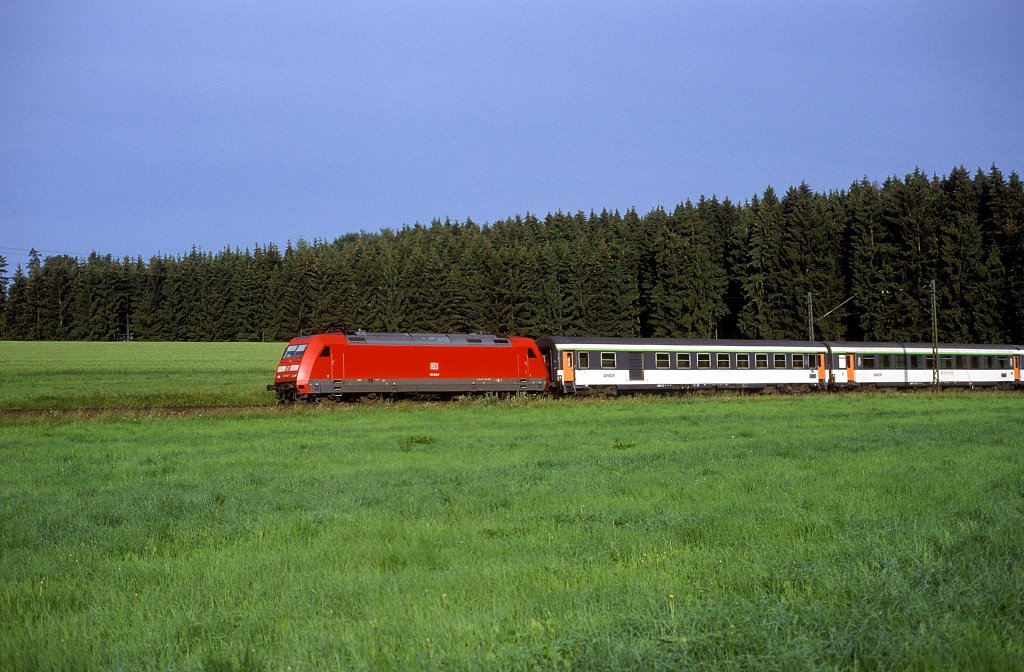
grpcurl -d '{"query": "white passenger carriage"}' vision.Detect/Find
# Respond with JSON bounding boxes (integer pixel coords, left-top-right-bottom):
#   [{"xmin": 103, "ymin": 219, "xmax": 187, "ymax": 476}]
[
  {"xmin": 535, "ymin": 337, "xmax": 827, "ymax": 394},
  {"xmin": 824, "ymin": 342, "xmax": 1021, "ymax": 388},
  {"xmin": 535, "ymin": 336, "xmax": 1023, "ymax": 394}
]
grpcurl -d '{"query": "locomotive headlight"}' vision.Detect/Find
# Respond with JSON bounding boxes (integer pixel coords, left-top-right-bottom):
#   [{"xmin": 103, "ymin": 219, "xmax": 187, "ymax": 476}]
[{"xmin": 289, "ymin": 364, "xmax": 299, "ymax": 372}]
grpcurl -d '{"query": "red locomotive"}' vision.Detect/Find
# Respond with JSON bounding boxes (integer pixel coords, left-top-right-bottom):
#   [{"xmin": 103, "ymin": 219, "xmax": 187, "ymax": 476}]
[{"xmin": 268, "ymin": 331, "xmax": 549, "ymax": 402}]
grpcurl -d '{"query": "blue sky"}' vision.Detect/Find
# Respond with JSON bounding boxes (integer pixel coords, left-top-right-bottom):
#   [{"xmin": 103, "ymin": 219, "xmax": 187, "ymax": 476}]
[{"xmin": 1, "ymin": 0, "xmax": 1022, "ymax": 262}]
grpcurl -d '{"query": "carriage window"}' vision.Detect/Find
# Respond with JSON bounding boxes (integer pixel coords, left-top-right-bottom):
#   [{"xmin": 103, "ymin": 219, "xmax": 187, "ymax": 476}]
[
  {"xmin": 893, "ymin": 355, "xmax": 906, "ymax": 369},
  {"xmin": 774, "ymin": 353, "xmax": 787, "ymax": 368},
  {"xmin": 716, "ymin": 353, "xmax": 731, "ymax": 368},
  {"xmin": 860, "ymin": 355, "xmax": 876, "ymax": 370},
  {"xmin": 998, "ymin": 356, "xmax": 1012, "ymax": 369},
  {"xmin": 655, "ymin": 353, "xmax": 670, "ymax": 369},
  {"xmin": 601, "ymin": 352, "xmax": 616, "ymax": 369},
  {"xmin": 755, "ymin": 353, "xmax": 769, "ymax": 369},
  {"xmin": 736, "ymin": 353, "xmax": 750, "ymax": 369},
  {"xmin": 940, "ymin": 355, "xmax": 953, "ymax": 369},
  {"xmin": 676, "ymin": 353, "xmax": 691, "ymax": 369},
  {"xmin": 970, "ymin": 356, "xmax": 981, "ymax": 369},
  {"xmin": 578, "ymin": 352, "xmax": 590, "ymax": 369},
  {"xmin": 792, "ymin": 354, "xmax": 805, "ymax": 368},
  {"xmin": 697, "ymin": 353, "xmax": 711, "ymax": 369}
]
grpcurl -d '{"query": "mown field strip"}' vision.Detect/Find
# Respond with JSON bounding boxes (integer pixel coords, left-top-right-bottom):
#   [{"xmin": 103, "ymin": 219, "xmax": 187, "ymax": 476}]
[{"xmin": 2, "ymin": 393, "xmax": 1022, "ymax": 670}]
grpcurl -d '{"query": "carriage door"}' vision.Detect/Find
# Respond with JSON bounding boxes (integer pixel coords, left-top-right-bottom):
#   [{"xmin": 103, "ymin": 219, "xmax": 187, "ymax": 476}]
[
  {"xmin": 834, "ymin": 354, "xmax": 849, "ymax": 384},
  {"xmin": 561, "ymin": 351, "xmax": 575, "ymax": 393}
]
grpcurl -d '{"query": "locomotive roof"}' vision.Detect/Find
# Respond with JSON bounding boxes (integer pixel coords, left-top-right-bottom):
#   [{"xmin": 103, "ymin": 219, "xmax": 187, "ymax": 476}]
[{"xmin": 343, "ymin": 332, "xmax": 515, "ymax": 346}]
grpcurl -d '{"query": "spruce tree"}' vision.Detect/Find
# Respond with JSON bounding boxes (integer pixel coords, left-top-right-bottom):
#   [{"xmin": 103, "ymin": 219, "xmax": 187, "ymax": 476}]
[
  {"xmin": 845, "ymin": 178, "xmax": 901, "ymax": 340},
  {"xmin": 937, "ymin": 167, "xmax": 1001, "ymax": 341},
  {"xmin": 37, "ymin": 255, "xmax": 79, "ymax": 339},
  {"xmin": 880, "ymin": 170, "xmax": 941, "ymax": 342},
  {"xmin": 738, "ymin": 187, "xmax": 785, "ymax": 338},
  {"xmin": 978, "ymin": 165, "xmax": 1020, "ymax": 343},
  {"xmin": 3, "ymin": 265, "xmax": 28, "ymax": 339},
  {"xmin": 776, "ymin": 183, "xmax": 846, "ymax": 340},
  {"xmin": 0, "ymin": 255, "xmax": 8, "ymax": 336}
]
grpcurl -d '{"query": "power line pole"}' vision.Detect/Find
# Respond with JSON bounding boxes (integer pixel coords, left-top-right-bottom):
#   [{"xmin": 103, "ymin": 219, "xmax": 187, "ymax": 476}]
[
  {"xmin": 807, "ymin": 291, "xmax": 814, "ymax": 341},
  {"xmin": 931, "ymin": 279, "xmax": 939, "ymax": 388}
]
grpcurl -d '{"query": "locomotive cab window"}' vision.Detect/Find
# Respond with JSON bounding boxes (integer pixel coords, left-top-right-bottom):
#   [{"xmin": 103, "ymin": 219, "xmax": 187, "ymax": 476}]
[
  {"xmin": 578, "ymin": 352, "xmax": 590, "ymax": 368},
  {"xmin": 601, "ymin": 352, "xmax": 616, "ymax": 368},
  {"xmin": 283, "ymin": 344, "xmax": 307, "ymax": 359},
  {"xmin": 655, "ymin": 353, "xmax": 670, "ymax": 369}
]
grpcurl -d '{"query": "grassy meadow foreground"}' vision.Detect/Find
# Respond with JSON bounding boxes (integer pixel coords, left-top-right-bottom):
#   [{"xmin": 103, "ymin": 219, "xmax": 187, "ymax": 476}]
[
  {"xmin": 1, "ymin": 341, "xmax": 1022, "ymax": 668},
  {"xmin": 2, "ymin": 388, "xmax": 1023, "ymax": 669}
]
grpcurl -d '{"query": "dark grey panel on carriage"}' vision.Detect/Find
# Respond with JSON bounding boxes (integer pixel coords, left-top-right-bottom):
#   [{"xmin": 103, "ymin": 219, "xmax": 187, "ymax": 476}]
[
  {"xmin": 536, "ymin": 336, "xmax": 825, "ymax": 349},
  {"xmin": 823, "ymin": 341, "xmax": 1019, "ymax": 352},
  {"xmin": 628, "ymin": 353, "xmax": 644, "ymax": 380}
]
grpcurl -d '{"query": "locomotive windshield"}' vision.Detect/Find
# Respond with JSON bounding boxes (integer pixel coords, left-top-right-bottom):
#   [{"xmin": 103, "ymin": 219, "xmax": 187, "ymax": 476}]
[{"xmin": 282, "ymin": 344, "xmax": 307, "ymax": 359}]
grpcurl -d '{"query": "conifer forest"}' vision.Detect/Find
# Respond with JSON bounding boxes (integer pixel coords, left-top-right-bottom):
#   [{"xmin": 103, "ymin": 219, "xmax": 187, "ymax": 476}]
[{"xmin": 2, "ymin": 166, "xmax": 1023, "ymax": 344}]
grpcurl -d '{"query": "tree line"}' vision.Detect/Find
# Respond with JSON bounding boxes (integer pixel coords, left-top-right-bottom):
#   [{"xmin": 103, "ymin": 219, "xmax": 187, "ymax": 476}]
[{"xmin": 2, "ymin": 165, "xmax": 1022, "ymax": 345}]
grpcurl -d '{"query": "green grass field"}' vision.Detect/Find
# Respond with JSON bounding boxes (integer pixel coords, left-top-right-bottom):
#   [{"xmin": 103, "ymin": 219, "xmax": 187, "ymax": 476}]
[
  {"xmin": 1, "ymin": 342, "xmax": 1022, "ymax": 670},
  {"xmin": 0, "ymin": 341, "xmax": 284, "ymax": 410}
]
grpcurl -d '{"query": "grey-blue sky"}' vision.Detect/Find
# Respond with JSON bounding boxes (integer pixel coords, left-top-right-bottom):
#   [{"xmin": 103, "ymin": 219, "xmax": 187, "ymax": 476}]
[{"xmin": 1, "ymin": 0, "xmax": 1021, "ymax": 262}]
